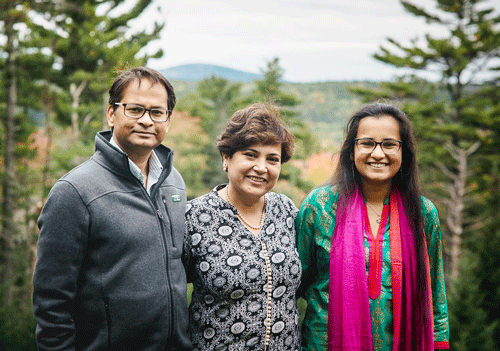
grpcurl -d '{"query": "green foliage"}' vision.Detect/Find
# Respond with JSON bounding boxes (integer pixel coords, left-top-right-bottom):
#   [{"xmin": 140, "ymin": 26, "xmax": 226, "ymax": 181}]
[
  {"xmin": 0, "ymin": 303, "xmax": 37, "ymax": 351},
  {"xmin": 29, "ymin": 0, "xmax": 166, "ymax": 139},
  {"xmin": 460, "ymin": 171, "xmax": 500, "ymax": 350},
  {"xmin": 178, "ymin": 75, "xmax": 244, "ymax": 190},
  {"xmin": 448, "ymin": 251, "xmax": 498, "ymax": 351},
  {"xmin": 176, "ymin": 78, "xmax": 372, "ymax": 152},
  {"xmin": 277, "ymin": 164, "xmax": 314, "ymax": 205},
  {"xmin": 356, "ymin": 0, "xmax": 500, "ymax": 260},
  {"xmin": 291, "ymin": 81, "xmax": 379, "ymax": 124},
  {"xmin": 177, "ymin": 58, "xmax": 324, "ymax": 196},
  {"xmin": 195, "ymin": 76, "xmax": 243, "ymax": 135},
  {"xmin": 449, "ymin": 177, "xmax": 500, "ymax": 348},
  {"xmin": 52, "ymin": 139, "xmax": 94, "ymax": 175},
  {"xmin": 250, "ymin": 58, "xmax": 300, "ymax": 120},
  {"xmin": 250, "ymin": 58, "xmax": 320, "ymax": 161}
]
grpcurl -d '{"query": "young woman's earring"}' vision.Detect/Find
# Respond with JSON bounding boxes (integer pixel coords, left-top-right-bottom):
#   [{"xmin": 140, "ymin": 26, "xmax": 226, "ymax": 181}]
[{"xmin": 223, "ymin": 164, "xmax": 228, "ymax": 172}]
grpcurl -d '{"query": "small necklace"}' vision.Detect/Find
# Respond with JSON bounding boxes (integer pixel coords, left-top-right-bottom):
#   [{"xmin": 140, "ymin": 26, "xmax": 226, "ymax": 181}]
[
  {"xmin": 225, "ymin": 187, "xmax": 266, "ymax": 231},
  {"xmin": 366, "ymin": 203, "xmax": 382, "ymax": 224}
]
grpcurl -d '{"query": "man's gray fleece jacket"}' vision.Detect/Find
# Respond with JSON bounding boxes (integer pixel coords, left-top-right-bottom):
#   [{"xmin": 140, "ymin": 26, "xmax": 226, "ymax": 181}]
[{"xmin": 33, "ymin": 131, "xmax": 193, "ymax": 350}]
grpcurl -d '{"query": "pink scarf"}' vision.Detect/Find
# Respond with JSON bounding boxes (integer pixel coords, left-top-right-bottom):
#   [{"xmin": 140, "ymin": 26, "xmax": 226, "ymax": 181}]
[{"xmin": 327, "ymin": 188, "xmax": 434, "ymax": 350}]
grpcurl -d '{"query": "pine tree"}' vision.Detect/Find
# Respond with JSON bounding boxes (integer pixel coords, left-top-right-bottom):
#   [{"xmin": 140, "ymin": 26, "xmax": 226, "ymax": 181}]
[
  {"xmin": 353, "ymin": 0, "xmax": 500, "ymax": 280},
  {"xmin": 180, "ymin": 76, "xmax": 243, "ymax": 190},
  {"xmin": 42, "ymin": 0, "xmax": 165, "ymax": 139},
  {"xmin": 0, "ymin": 1, "xmax": 56, "ymax": 348},
  {"xmin": 251, "ymin": 58, "xmax": 319, "ymax": 160},
  {"xmin": 0, "ymin": 0, "xmax": 55, "ymax": 307}
]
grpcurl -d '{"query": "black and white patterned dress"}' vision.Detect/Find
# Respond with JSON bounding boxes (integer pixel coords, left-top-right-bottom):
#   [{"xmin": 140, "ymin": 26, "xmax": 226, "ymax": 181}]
[{"xmin": 183, "ymin": 185, "xmax": 302, "ymax": 351}]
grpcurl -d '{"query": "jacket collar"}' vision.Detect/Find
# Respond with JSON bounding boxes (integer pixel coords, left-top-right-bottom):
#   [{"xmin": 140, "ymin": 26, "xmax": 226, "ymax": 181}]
[{"xmin": 93, "ymin": 131, "xmax": 173, "ymax": 187}]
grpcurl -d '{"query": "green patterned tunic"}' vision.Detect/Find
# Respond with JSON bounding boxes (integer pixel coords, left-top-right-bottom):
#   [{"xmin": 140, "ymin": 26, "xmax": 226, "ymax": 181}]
[{"xmin": 297, "ymin": 186, "xmax": 449, "ymax": 350}]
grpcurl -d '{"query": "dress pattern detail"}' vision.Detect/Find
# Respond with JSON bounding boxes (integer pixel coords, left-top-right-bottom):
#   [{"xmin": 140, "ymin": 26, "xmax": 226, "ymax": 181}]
[{"xmin": 183, "ymin": 186, "xmax": 302, "ymax": 351}]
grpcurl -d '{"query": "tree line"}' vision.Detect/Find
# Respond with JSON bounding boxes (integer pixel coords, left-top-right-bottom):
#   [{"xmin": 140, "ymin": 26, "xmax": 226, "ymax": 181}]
[{"xmin": 1, "ymin": 0, "xmax": 500, "ymax": 349}]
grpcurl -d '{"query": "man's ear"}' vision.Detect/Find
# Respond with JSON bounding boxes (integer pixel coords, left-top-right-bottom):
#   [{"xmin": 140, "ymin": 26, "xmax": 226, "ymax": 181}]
[
  {"xmin": 164, "ymin": 117, "xmax": 171, "ymax": 133},
  {"xmin": 106, "ymin": 105, "xmax": 115, "ymax": 128}
]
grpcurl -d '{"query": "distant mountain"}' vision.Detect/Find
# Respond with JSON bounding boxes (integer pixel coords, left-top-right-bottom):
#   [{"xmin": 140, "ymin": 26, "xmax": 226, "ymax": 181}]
[{"xmin": 160, "ymin": 63, "xmax": 262, "ymax": 82}]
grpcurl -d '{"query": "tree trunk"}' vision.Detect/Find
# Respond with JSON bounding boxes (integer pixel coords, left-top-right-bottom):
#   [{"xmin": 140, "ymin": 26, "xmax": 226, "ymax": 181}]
[
  {"xmin": 1, "ymin": 14, "xmax": 18, "ymax": 306},
  {"xmin": 438, "ymin": 141, "xmax": 480, "ymax": 280},
  {"xmin": 103, "ymin": 91, "xmax": 109, "ymax": 130},
  {"xmin": 41, "ymin": 92, "xmax": 55, "ymax": 199},
  {"xmin": 70, "ymin": 81, "xmax": 87, "ymax": 139}
]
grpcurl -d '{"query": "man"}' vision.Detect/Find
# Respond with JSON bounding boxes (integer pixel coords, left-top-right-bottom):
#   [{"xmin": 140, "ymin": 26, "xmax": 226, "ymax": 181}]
[{"xmin": 33, "ymin": 67, "xmax": 193, "ymax": 350}]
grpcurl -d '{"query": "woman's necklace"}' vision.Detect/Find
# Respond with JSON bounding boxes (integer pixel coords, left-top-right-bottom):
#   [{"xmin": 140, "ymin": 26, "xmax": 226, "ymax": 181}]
[
  {"xmin": 225, "ymin": 187, "xmax": 266, "ymax": 231},
  {"xmin": 366, "ymin": 203, "xmax": 382, "ymax": 224}
]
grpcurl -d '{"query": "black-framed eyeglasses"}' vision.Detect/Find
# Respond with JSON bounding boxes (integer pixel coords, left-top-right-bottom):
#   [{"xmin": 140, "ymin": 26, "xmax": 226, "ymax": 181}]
[
  {"xmin": 354, "ymin": 138, "xmax": 402, "ymax": 154},
  {"xmin": 114, "ymin": 103, "xmax": 171, "ymax": 122}
]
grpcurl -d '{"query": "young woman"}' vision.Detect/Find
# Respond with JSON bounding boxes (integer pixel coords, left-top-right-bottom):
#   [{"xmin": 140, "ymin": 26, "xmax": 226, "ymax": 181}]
[
  {"xmin": 183, "ymin": 103, "xmax": 301, "ymax": 350},
  {"xmin": 297, "ymin": 103, "xmax": 449, "ymax": 350}
]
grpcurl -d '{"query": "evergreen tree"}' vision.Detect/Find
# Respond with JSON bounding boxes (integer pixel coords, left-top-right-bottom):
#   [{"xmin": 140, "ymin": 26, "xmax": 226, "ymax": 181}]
[
  {"xmin": 461, "ymin": 80, "xmax": 500, "ymax": 349},
  {"xmin": 448, "ymin": 249, "xmax": 498, "ymax": 350},
  {"xmin": 250, "ymin": 58, "xmax": 318, "ymax": 192},
  {"xmin": 0, "ymin": 0, "xmax": 23, "ymax": 306},
  {"xmin": 251, "ymin": 58, "xmax": 319, "ymax": 157},
  {"xmin": 42, "ymin": 0, "xmax": 165, "ymax": 140},
  {"xmin": 180, "ymin": 76, "xmax": 243, "ymax": 190},
  {"xmin": 0, "ymin": 0, "xmax": 55, "ymax": 306},
  {"xmin": 0, "ymin": 1, "xmax": 55, "ymax": 348},
  {"xmin": 251, "ymin": 58, "xmax": 300, "ymax": 122},
  {"xmin": 449, "ymin": 170, "xmax": 500, "ymax": 350},
  {"xmin": 352, "ymin": 0, "xmax": 500, "ymax": 280}
]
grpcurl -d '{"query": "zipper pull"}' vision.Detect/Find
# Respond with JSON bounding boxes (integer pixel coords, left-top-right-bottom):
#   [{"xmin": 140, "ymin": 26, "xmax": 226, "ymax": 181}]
[{"xmin": 157, "ymin": 209, "xmax": 163, "ymax": 220}]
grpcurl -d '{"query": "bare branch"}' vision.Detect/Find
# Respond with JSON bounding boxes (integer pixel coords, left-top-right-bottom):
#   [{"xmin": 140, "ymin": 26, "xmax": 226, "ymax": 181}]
[
  {"xmin": 465, "ymin": 141, "xmax": 481, "ymax": 156},
  {"xmin": 82, "ymin": 113, "xmax": 93, "ymax": 126},
  {"xmin": 435, "ymin": 160, "xmax": 458, "ymax": 181}
]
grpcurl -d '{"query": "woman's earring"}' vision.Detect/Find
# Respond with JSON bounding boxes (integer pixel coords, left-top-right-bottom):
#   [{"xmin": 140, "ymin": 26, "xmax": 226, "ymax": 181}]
[{"xmin": 223, "ymin": 164, "xmax": 228, "ymax": 172}]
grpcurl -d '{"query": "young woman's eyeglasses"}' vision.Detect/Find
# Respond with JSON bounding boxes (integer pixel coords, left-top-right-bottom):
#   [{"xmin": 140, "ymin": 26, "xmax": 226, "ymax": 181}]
[
  {"xmin": 114, "ymin": 103, "xmax": 171, "ymax": 122},
  {"xmin": 354, "ymin": 138, "xmax": 402, "ymax": 154}
]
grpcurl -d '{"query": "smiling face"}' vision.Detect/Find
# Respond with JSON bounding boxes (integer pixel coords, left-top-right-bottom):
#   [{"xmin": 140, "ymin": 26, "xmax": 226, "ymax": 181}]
[
  {"xmin": 223, "ymin": 143, "xmax": 282, "ymax": 204},
  {"xmin": 354, "ymin": 115, "xmax": 402, "ymax": 189},
  {"xmin": 106, "ymin": 78, "xmax": 170, "ymax": 162}
]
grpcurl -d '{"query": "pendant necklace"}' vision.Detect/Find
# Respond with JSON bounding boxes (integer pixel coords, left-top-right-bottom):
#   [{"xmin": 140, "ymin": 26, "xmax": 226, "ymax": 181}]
[
  {"xmin": 225, "ymin": 187, "xmax": 266, "ymax": 231},
  {"xmin": 366, "ymin": 203, "xmax": 382, "ymax": 224}
]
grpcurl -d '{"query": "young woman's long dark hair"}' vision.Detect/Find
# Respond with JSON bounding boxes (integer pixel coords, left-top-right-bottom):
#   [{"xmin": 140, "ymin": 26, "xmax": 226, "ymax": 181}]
[{"xmin": 330, "ymin": 102, "xmax": 431, "ymax": 341}]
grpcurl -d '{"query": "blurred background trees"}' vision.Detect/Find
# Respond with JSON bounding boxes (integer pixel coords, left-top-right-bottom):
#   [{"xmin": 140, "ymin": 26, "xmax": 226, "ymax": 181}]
[
  {"xmin": 0, "ymin": 0, "xmax": 499, "ymax": 349},
  {"xmin": 175, "ymin": 57, "xmax": 319, "ymax": 202}
]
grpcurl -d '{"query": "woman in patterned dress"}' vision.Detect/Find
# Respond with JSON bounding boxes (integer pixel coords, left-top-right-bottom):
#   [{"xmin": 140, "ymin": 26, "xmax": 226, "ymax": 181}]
[
  {"xmin": 297, "ymin": 103, "xmax": 449, "ymax": 351},
  {"xmin": 183, "ymin": 103, "xmax": 302, "ymax": 350}
]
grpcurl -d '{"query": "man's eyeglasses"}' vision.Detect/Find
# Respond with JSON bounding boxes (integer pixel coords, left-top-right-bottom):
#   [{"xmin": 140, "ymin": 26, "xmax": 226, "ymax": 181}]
[
  {"xmin": 354, "ymin": 138, "xmax": 402, "ymax": 154},
  {"xmin": 114, "ymin": 103, "xmax": 171, "ymax": 122}
]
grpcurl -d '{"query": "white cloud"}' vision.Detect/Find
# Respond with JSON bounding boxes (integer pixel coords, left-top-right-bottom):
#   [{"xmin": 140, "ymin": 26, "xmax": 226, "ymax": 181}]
[{"xmin": 143, "ymin": 0, "xmax": 482, "ymax": 82}]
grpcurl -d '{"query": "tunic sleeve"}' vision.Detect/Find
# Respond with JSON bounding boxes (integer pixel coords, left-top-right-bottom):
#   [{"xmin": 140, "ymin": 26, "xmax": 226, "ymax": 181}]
[
  {"xmin": 421, "ymin": 197, "xmax": 450, "ymax": 349},
  {"xmin": 296, "ymin": 187, "xmax": 338, "ymax": 350},
  {"xmin": 296, "ymin": 191, "xmax": 319, "ymax": 298}
]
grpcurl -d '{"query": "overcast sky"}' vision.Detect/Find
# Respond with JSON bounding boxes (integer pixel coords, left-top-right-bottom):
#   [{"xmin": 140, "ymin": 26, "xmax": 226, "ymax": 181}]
[{"xmin": 143, "ymin": 0, "xmax": 447, "ymax": 82}]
